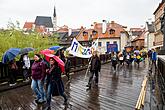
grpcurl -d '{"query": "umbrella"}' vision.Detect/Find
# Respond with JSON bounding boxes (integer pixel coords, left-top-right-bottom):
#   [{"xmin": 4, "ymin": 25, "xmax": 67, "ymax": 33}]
[
  {"xmin": 2, "ymin": 48, "xmax": 21, "ymax": 63},
  {"xmin": 134, "ymin": 50, "xmax": 140, "ymax": 54},
  {"xmin": 44, "ymin": 54, "xmax": 65, "ymax": 73},
  {"xmin": 19, "ymin": 47, "xmax": 35, "ymax": 54},
  {"xmin": 49, "ymin": 46, "xmax": 61, "ymax": 51},
  {"xmin": 40, "ymin": 49, "xmax": 54, "ymax": 55}
]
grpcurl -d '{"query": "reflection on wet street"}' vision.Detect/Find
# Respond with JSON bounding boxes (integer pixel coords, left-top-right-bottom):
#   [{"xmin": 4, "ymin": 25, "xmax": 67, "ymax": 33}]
[{"xmin": 0, "ymin": 62, "xmax": 148, "ymax": 110}]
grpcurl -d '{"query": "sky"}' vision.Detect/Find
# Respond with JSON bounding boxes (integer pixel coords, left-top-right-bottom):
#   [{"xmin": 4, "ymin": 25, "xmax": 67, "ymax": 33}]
[{"xmin": 0, "ymin": 0, "xmax": 162, "ymax": 29}]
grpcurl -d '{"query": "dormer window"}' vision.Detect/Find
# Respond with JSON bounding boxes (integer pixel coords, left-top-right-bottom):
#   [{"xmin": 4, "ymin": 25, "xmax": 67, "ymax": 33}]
[
  {"xmin": 92, "ymin": 30, "xmax": 97, "ymax": 35},
  {"xmin": 109, "ymin": 29, "xmax": 115, "ymax": 34},
  {"xmin": 83, "ymin": 31, "xmax": 88, "ymax": 36}
]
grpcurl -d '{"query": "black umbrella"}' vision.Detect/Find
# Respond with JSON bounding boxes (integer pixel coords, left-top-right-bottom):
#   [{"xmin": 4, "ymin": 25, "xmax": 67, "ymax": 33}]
[{"xmin": 20, "ymin": 47, "xmax": 35, "ymax": 55}]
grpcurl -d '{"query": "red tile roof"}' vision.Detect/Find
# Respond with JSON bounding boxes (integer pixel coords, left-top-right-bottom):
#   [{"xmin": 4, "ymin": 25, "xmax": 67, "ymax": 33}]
[
  {"xmin": 76, "ymin": 21, "xmax": 127, "ymax": 41},
  {"xmin": 76, "ymin": 28, "xmax": 93, "ymax": 41},
  {"xmin": 57, "ymin": 25, "xmax": 81, "ymax": 33},
  {"xmin": 130, "ymin": 28, "xmax": 143, "ymax": 32},
  {"xmin": 23, "ymin": 22, "xmax": 34, "ymax": 29},
  {"xmin": 93, "ymin": 21, "xmax": 125, "ymax": 39},
  {"xmin": 132, "ymin": 31, "xmax": 145, "ymax": 42}
]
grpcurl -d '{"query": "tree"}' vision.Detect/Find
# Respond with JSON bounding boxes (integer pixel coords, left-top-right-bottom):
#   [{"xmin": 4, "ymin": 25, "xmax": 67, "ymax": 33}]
[{"xmin": 0, "ymin": 21, "xmax": 59, "ymax": 60}]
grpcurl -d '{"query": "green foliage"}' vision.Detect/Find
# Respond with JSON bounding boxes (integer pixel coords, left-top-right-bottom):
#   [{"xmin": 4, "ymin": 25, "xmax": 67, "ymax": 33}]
[{"xmin": 0, "ymin": 29, "xmax": 59, "ymax": 60}]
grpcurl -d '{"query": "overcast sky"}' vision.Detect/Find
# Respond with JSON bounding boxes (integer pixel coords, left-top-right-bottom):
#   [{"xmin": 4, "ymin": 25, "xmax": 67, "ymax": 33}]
[{"xmin": 0, "ymin": 0, "xmax": 161, "ymax": 29}]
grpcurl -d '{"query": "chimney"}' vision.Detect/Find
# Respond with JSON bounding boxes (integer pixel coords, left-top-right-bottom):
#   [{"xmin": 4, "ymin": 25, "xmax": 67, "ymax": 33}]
[
  {"xmin": 111, "ymin": 21, "xmax": 115, "ymax": 24},
  {"xmin": 80, "ymin": 26, "xmax": 84, "ymax": 29},
  {"xmin": 93, "ymin": 22, "xmax": 97, "ymax": 29},
  {"xmin": 102, "ymin": 20, "xmax": 107, "ymax": 34}
]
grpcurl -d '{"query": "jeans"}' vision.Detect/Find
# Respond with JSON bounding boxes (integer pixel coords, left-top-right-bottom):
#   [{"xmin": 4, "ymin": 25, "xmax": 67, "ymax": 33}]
[
  {"xmin": 23, "ymin": 69, "xmax": 29, "ymax": 79},
  {"xmin": 88, "ymin": 70, "xmax": 99, "ymax": 86},
  {"xmin": 31, "ymin": 79, "xmax": 46, "ymax": 102},
  {"xmin": 46, "ymin": 81, "xmax": 67, "ymax": 106}
]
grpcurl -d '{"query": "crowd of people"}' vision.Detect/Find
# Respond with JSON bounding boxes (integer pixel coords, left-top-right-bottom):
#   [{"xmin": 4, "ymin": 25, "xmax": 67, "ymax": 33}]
[
  {"xmin": 110, "ymin": 48, "xmax": 157, "ymax": 72},
  {"xmin": 7, "ymin": 49, "xmax": 71, "ymax": 110},
  {"xmin": 5, "ymin": 47, "xmax": 158, "ymax": 109}
]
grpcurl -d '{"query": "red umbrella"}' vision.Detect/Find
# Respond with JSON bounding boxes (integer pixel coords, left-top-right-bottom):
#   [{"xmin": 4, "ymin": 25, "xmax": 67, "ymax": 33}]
[
  {"xmin": 44, "ymin": 54, "xmax": 65, "ymax": 73},
  {"xmin": 40, "ymin": 49, "xmax": 54, "ymax": 55}
]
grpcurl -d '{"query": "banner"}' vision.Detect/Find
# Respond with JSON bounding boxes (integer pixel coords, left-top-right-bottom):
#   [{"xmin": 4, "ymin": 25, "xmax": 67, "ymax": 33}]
[
  {"xmin": 107, "ymin": 44, "xmax": 118, "ymax": 52},
  {"xmin": 68, "ymin": 38, "xmax": 98, "ymax": 58}
]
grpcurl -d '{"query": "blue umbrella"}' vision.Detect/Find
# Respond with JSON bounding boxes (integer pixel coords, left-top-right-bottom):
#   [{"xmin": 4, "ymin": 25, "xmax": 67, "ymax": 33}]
[
  {"xmin": 2, "ymin": 48, "xmax": 21, "ymax": 64},
  {"xmin": 49, "ymin": 46, "xmax": 61, "ymax": 51},
  {"xmin": 19, "ymin": 47, "xmax": 35, "ymax": 55}
]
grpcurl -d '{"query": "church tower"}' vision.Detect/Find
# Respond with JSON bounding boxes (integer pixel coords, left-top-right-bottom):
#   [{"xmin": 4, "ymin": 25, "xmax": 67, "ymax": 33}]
[{"xmin": 53, "ymin": 6, "xmax": 57, "ymax": 31}]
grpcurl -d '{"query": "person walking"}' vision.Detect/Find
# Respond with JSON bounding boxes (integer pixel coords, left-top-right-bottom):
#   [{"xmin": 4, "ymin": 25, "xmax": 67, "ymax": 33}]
[
  {"xmin": 150, "ymin": 49, "xmax": 157, "ymax": 73},
  {"xmin": 20, "ymin": 53, "xmax": 31, "ymax": 82},
  {"xmin": 118, "ymin": 52, "xmax": 124, "ymax": 67},
  {"xmin": 60, "ymin": 49, "xmax": 66, "ymax": 63},
  {"xmin": 31, "ymin": 54, "xmax": 47, "ymax": 104},
  {"xmin": 111, "ymin": 52, "xmax": 118, "ymax": 72},
  {"xmin": 65, "ymin": 57, "xmax": 71, "ymax": 81},
  {"xmin": 148, "ymin": 49, "xmax": 152, "ymax": 66},
  {"xmin": 45, "ymin": 57, "xmax": 68, "ymax": 110},
  {"xmin": 8, "ymin": 59, "xmax": 18, "ymax": 86},
  {"xmin": 86, "ymin": 52, "xmax": 101, "ymax": 88}
]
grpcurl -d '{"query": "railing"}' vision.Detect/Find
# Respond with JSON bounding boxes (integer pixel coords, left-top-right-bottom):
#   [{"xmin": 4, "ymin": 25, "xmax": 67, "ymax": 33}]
[
  {"xmin": 135, "ymin": 76, "xmax": 148, "ymax": 110},
  {"xmin": 157, "ymin": 56, "xmax": 165, "ymax": 107},
  {"xmin": 0, "ymin": 54, "xmax": 111, "ymax": 83}
]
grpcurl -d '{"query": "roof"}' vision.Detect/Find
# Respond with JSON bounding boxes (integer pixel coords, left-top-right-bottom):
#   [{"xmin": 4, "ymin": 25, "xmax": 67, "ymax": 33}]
[
  {"xmin": 93, "ymin": 21, "xmax": 125, "ymax": 39},
  {"xmin": 23, "ymin": 22, "xmax": 34, "ymax": 29},
  {"xmin": 153, "ymin": 2, "xmax": 164, "ymax": 15},
  {"xmin": 53, "ymin": 6, "xmax": 56, "ymax": 17},
  {"xmin": 76, "ymin": 21, "xmax": 127, "ymax": 41},
  {"xmin": 76, "ymin": 28, "xmax": 93, "ymax": 41},
  {"xmin": 57, "ymin": 31, "xmax": 80, "ymax": 40},
  {"xmin": 130, "ymin": 28, "xmax": 143, "ymax": 32},
  {"xmin": 146, "ymin": 22, "xmax": 155, "ymax": 33},
  {"xmin": 132, "ymin": 31, "xmax": 145, "ymax": 42},
  {"xmin": 56, "ymin": 25, "xmax": 81, "ymax": 33},
  {"xmin": 35, "ymin": 16, "xmax": 53, "ymax": 28},
  {"xmin": 130, "ymin": 28, "xmax": 144, "ymax": 36}
]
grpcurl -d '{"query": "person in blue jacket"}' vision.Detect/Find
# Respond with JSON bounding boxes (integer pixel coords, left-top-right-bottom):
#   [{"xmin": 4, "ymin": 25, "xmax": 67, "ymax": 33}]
[{"xmin": 151, "ymin": 49, "xmax": 157, "ymax": 73}]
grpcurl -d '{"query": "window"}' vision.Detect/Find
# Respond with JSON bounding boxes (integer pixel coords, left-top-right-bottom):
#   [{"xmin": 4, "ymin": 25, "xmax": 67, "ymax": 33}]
[
  {"xmin": 113, "ymin": 41, "xmax": 117, "ymax": 44},
  {"xmin": 98, "ymin": 42, "xmax": 102, "ymax": 46},
  {"xmin": 83, "ymin": 31, "xmax": 88, "ymax": 36},
  {"xmin": 92, "ymin": 30, "xmax": 97, "ymax": 35},
  {"xmin": 109, "ymin": 29, "xmax": 115, "ymax": 34}
]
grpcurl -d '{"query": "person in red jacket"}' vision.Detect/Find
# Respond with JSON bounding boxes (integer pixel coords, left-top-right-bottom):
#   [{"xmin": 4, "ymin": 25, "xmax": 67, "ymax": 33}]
[{"xmin": 31, "ymin": 54, "xmax": 47, "ymax": 104}]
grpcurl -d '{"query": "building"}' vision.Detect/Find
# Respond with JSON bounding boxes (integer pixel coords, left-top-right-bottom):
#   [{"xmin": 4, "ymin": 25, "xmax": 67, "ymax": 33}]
[
  {"xmin": 131, "ymin": 31, "xmax": 145, "ymax": 50},
  {"xmin": 144, "ymin": 22, "xmax": 155, "ymax": 50},
  {"xmin": 23, "ymin": 6, "xmax": 56, "ymax": 35},
  {"xmin": 56, "ymin": 25, "xmax": 81, "ymax": 47},
  {"xmin": 34, "ymin": 16, "xmax": 54, "ymax": 35},
  {"xmin": 53, "ymin": 6, "xmax": 57, "ymax": 31},
  {"xmin": 76, "ymin": 21, "xmax": 129, "ymax": 54},
  {"xmin": 76, "ymin": 27, "xmax": 93, "ymax": 47},
  {"xmin": 129, "ymin": 28, "xmax": 143, "ymax": 41},
  {"xmin": 153, "ymin": 0, "xmax": 164, "ymax": 50},
  {"xmin": 23, "ymin": 22, "xmax": 34, "ymax": 33}
]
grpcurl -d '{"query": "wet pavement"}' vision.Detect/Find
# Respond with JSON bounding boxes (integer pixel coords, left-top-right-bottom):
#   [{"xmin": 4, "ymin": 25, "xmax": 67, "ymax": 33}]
[{"xmin": 0, "ymin": 62, "xmax": 149, "ymax": 110}]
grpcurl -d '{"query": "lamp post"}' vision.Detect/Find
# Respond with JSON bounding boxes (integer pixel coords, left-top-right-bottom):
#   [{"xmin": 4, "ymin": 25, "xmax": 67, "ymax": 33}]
[{"xmin": 159, "ymin": 7, "xmax": 165, "ymax": 55}]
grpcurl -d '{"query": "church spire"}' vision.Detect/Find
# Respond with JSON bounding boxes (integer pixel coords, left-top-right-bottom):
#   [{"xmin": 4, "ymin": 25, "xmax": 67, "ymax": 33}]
[
  {"xmin": 53, "ymin": 5, "xmax": 57, "ymax": 31},
  {"xmin": 53, "ymin": 6, "xmax": 56, "ymax": 18}
]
